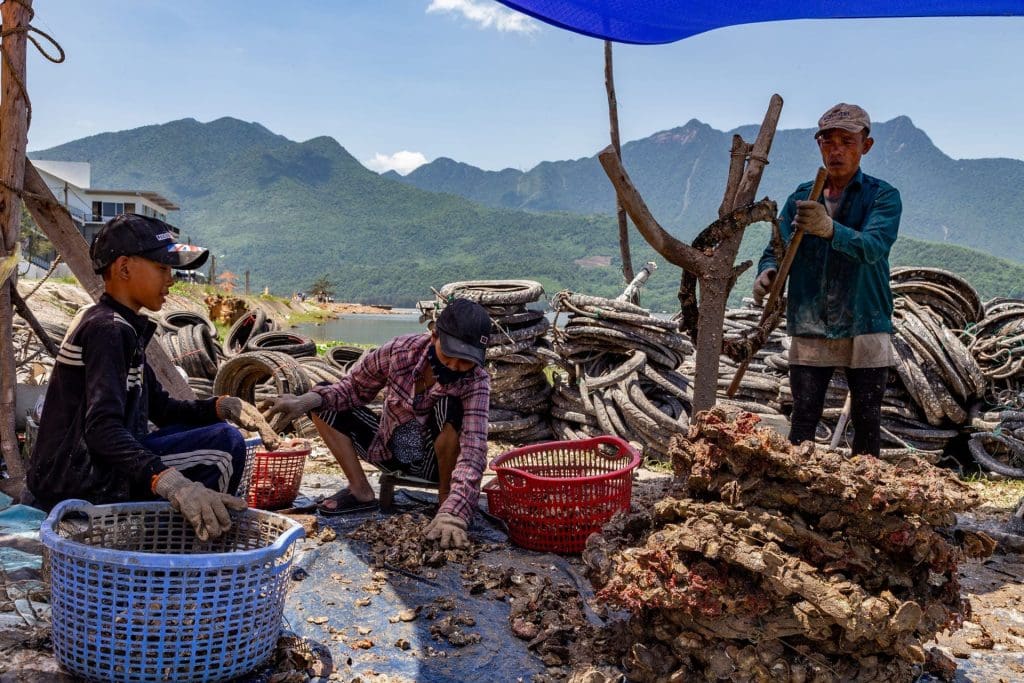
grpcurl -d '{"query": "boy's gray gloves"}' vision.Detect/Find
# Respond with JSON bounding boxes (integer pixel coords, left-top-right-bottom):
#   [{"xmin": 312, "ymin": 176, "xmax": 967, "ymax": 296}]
[
  {"xmin": 424, "ymin": 512, "xmax": 469, "ymax": 549},
  {"xmin": 216, "ymin": 396, "xmax": 281, "ymax": 450},
  {"xmin": 260, "ymin": 391, "xmax": 323, "ymax": 429},
  {"xmin": 153, "ymin": 468, "xmax": 247, "ymax": 541}
]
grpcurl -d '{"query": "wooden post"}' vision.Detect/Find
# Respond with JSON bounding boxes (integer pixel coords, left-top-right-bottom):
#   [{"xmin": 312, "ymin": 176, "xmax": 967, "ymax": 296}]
[
  {"xmin": 245, "ymin": 270, "xmax": 250, "ymax": 296},
  {"xmin": 0, "ymin": 0, "xmax": 34, "ymax": 491},
  {"xmin": 604, "ymin": 41, "xmax": 634, "ymax": 288},
  {"xmin": 209, "ymin": 254, "xmax": 216, "ymax": 291},
  {"xmin": 22, "ymin": 161, "xmax": 195, "ymax": 399},
  {"xmin": 598, "ymin": 95, "xmax": 783, "ymax": 414}
]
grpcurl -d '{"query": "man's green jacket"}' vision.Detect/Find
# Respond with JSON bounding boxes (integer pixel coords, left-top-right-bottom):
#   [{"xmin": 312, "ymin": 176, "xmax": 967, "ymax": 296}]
[{"xmin": 758, "ymin": 169, "xmax": 902, "ymax": 338}]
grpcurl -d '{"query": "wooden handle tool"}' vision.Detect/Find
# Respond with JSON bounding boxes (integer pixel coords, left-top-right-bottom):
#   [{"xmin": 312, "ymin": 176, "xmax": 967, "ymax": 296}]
[{"xmin": 727, "ymin": 167, "xmax": 828, "ymax": 398}]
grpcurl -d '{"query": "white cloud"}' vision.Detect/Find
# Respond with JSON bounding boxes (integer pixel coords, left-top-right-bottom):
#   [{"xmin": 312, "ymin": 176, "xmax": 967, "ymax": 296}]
[
  {"xmin": 427, "ymin": 0, "xmax": 539, "ymax": 34},
  {"xmin": 363, "ymin": 150, "xmax": 429, "ymax": 175}
]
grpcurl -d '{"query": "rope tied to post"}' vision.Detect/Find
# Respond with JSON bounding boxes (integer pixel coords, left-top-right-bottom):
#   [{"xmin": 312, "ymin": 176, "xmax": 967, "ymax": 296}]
[{"xmin": 0, "ymin": 0, "xmax": 66, "ymax": 130}]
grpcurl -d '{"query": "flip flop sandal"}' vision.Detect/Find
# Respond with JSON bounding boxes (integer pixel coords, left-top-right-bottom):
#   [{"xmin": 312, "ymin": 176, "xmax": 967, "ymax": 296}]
[{"xmin": 317, "ymin": 487, "xmax": 378, "ymax": 516}]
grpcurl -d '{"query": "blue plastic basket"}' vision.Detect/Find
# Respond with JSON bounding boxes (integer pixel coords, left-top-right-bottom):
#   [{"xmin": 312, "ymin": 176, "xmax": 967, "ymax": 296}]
[{"xmin": 41, "ymin": 499, "xmax": 304, "ymax": 683}]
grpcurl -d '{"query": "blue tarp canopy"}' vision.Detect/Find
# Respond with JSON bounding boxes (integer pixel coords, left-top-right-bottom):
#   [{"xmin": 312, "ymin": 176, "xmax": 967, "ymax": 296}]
[{"xmin": 495, "ymin": 1, "xmax": 1024, "ymax": 44}]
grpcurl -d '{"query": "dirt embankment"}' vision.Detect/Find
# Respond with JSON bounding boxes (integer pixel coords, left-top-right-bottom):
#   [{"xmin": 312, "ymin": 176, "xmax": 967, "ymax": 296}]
[{"xmin": 18, "ymin": 279, "xmax": 393, "ymax": 331}]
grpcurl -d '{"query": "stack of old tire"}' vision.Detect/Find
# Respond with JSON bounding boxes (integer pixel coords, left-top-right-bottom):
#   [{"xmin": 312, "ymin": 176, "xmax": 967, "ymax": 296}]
[
  {"xmin": 155, "ymin": 311, "xmax": 222, "ymax": 398},
  {"xmin": 712, "ymin": 267, "xmax": 987, "ymax": 463},
  {"xmin": 690, "ymin": 304, "xmax": 789, "ymax": 418},
  {"xmin": 435, "ymin": 280, "xmax": 553, "ymax": 445},
  {"xmin": 223, "ymin": 309, "xmax": 276, "ymax": 356},
  {"xmin": 964, "ymin": 297, "xmax": 1024, "ymax": 402},
  {"xmin": 549, "ymin": 290, "xmax": 692, "ymax": 460},
  {"xmin": 887, "ymin": 268, "xmax": 985, "ymax": 459},
  {"xmin": 962, "ymin": 294, "xmax": 1024, "ymax": 478},
  {"xmin": 215, "ymin": 322, "xmax": 327, "ymax": 438},
  {"xmin": 968, "ymin": 409, "xmax": 1024, "ymax": 479}
]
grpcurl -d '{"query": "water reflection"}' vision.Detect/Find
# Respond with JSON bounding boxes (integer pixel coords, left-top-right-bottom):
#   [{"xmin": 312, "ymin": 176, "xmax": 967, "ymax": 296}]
[{"xmin": 293, "ymin": 309, "xmax": 427, "ymax": 345}]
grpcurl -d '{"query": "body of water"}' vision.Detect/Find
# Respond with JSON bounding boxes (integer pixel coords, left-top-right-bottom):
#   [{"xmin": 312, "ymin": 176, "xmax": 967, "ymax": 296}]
[{"xmin": 293, "ymin": 309, "xmax": 427, "ymax": 346}]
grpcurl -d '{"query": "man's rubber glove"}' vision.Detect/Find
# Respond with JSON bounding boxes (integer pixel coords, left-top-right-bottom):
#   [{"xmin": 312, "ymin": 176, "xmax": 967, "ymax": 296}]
[
  {"xmin": 794, "ymin": 200, "xmax": 834, "ymax": 239},
  {"xmin": 153, "ymin": 468, "xmax": 247, "ymax": 541},
  {"xmin": 260, "ymin": 391, "xmax": 322, "ymax": 431},
  {"xmin": 752, "ymin": 268, "xmax": 776, "ymax": 306},
  {"xmin": 424, "ymin": 512, "xmax": 469, "ymax": 549},
  {"xmin": 216, "ymin": 396, "xmax": 281, "ymax": 451}
]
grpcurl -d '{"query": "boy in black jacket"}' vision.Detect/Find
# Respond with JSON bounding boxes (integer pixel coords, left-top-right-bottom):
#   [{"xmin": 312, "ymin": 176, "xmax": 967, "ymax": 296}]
[{"xmin": 29, "ymin": 214, "xmax": 277, "ymax": 540}]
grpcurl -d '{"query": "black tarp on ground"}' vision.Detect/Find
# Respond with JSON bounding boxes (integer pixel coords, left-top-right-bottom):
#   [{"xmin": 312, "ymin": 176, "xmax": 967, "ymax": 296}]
[{"xmin": 241, "ymin": 490, "xmax": 599, "ymax": 683}]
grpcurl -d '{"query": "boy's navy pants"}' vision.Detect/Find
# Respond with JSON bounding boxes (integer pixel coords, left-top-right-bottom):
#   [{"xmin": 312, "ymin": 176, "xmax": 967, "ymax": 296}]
[{"xmin": 140, "ymin": 422, "xmax": 247, "ymax": 496}]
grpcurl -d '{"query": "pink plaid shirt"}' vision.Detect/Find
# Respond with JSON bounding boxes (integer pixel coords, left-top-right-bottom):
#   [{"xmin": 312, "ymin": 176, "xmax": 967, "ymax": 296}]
[{"xmin": 312, "ymin": 333, "xmax": 490, "ymax": 522}]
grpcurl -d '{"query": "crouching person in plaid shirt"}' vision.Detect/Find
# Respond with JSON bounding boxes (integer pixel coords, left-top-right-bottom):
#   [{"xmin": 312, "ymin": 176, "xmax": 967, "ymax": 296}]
[{"xmin": 262, "ymin": 298, "xmax": 492, "ymax": 549}]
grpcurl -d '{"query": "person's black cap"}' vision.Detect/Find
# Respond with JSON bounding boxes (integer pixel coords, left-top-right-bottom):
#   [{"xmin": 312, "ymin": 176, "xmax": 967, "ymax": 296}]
[
  {"xmin": 435, "ymin": 298, "xmax": 491, "ymax": 366},
  {"xmin": 90, "ymin": 213, "xmax": 209, "ymax": 274}
]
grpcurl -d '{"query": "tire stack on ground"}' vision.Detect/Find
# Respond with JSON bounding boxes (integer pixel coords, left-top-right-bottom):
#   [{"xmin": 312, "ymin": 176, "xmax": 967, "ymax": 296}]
[
  {"xmin": 688, "ymin": 304, "xmax": 789, "ymax": 418},
  {"xmin": 890, "ymin": 269, "xmax": 985, "ymax": 423},
  {"xmin": 435, "ymin": 280, "xmax": 553, "ymax": 445},
  {"xmin": 214, "ymin": 350, "xmax": 314, "ymax": 435},
  {"xmin": 581, "ymin": 407, "xmax": 994, "ymax": 682},
  {"xmin": 963, "ymin": 298, "xmax": 1024, "ymax": 405},
  {"xmin": 968, "ymin": 409, "xmax": 1024, "ymax": 479},
  {"xmin": 549, "ymin": 291, "xmax": 692, "ymax": 459},
  {"xmin": 326, "ymin": 345, "xmax": 369, "ymax": 374},
  {"xmin": 154, "ymin": 311, "xmax": 222, "ymax": 398},
  {"xmin": 714, "ymin": 276, "xmax": 983, "ymax": 462},
  {"xmin": 223, "ymin": 309, "xmax": 277, "ymax": 356}
]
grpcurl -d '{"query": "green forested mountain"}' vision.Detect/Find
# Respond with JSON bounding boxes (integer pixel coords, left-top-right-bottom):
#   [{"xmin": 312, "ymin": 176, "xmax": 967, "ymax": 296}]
[
  {"xmin": 29, "ymin": 117, "xmax": 1024, "ymax": 311},
  {"xmin": 396, "ymin": 117, "xmax": 1024, "ymax": 262}
]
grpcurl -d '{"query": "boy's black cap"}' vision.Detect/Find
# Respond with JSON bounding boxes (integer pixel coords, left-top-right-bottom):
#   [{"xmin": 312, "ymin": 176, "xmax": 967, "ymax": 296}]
[
  {"xmin": 90, "ymin": 213, "xmax": 209, "ymax": 274},
  {"xmin": 436, "ymin": 298, "xmax": 491, "ymax": 367}
]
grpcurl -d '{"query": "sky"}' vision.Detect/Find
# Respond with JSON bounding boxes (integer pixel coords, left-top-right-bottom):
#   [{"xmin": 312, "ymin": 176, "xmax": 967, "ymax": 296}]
[{"xmin": 23, "ymin": 1, "xmax": 1024, "ymax": 174}]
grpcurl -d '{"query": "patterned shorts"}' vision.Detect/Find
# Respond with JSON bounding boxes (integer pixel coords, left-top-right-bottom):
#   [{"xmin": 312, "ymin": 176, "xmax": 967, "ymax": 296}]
[{"xmin": 315, "ymin": 397, "xmax": 463, "ymax": 482}]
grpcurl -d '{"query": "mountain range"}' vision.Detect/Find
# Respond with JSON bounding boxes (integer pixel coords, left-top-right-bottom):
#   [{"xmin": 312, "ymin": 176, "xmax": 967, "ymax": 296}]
[
  {"xmin": 392, "ymin": 116, "xmax": 1024, "ymax": 260},
  {"xmin": 29, "ymin": 116, "xmax": 1024, "ymax": 310}
]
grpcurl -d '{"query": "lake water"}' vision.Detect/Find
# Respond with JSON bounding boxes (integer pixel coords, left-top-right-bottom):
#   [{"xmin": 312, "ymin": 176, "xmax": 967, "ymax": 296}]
[{"xmin": 293, "ymin": 309, "xmax": 428, "ymax": 346}]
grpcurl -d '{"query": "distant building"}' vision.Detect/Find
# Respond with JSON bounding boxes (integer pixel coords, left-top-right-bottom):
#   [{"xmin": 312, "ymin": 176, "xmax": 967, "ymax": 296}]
[{"xmin": 32, "ymin": 160, "xmax": 181, "ymax": 246}]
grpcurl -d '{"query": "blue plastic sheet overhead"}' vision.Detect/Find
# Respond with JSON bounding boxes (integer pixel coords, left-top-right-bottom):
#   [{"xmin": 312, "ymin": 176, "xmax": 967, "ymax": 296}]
[{"xmin": 495, "ymin": 1, "xmax": 1024, "ymax": 44}]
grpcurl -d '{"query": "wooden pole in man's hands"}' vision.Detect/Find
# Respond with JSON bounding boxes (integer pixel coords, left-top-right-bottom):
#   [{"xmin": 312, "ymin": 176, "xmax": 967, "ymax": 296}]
[{"xmin": 727, "ymin": 167, "xmax": 827, "ymax": 397}]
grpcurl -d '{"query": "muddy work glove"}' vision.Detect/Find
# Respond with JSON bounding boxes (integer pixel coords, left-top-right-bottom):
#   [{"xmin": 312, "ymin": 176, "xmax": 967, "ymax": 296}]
[
  {"xmin": 752, "ymin": 268, "xmax": 776, "ymax": 306},
  {"xmin": 153, "ymin": 468, "xmax": 247, "ymax": 541},
  {"xmin": 793, "ymin": 200, "xmax": 834, "ymax": 239},
  {"xmin": 260, "ymin": 391, "xmax": 323, "ymax": 431},
  {"xmin": 216, "ymin": 396, "xmax": 281, "ymax": 451},
  {"xmin": 424, "ymin": 512, "xmax": 469, "ymax": 550}
]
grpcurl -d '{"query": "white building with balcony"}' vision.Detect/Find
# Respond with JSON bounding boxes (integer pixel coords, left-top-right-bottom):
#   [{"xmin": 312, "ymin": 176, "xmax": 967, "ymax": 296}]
[{"xmin": 31, "ymin": 160, "xmax": 180, "ymax": 245}]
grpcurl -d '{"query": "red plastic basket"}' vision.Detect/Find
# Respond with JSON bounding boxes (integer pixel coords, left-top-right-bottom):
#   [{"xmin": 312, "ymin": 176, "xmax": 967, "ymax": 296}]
[
  {"xmin": 246, "ymin": 439, "xmax": 310, "ymax": 510},
  {"xmin": 484, "ymin": 436, "xmax": 640, "ymax": 553}
]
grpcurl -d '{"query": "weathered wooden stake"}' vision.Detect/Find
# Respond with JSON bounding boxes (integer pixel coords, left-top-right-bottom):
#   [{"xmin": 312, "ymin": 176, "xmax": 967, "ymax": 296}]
[
  {"xmin": 0, "ymin": 0, "xmax": 34, "ymax": 491},
  {"xmin": 604, "ymin": 41, "xmax": 634, "ymax": 287},
  {"xmin": 598, "ymin": 95, "xmax": 783, "ymax": 414}
]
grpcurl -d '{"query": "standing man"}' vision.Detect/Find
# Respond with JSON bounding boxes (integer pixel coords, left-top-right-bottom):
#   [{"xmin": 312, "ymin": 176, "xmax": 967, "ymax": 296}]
[
  {"xmin": 262, "ymin": 298, "xmax": 492, "ymax": 549},
  {"xmin": 753, "ymin": 103, "xmax": 902, "ymax": 456}
]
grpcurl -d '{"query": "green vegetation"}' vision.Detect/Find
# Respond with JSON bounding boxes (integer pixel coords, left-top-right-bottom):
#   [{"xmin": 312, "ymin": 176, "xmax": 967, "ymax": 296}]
[
  {"xmin": 29, "ymin": 116, "xmax": 1024, "ymax": 314},
  {"xmin": 287, "ymin": 309, "xmax": 335, "ymax": 326},
  {"xmin": 315, "ymin": 340, "xmax": 376, "ymax": 354},
  {"xmin": 397, "ymin": 116, "xmax": 1024, "ymax": 264},
  {"xmin": 52, "ymin": 275, "xmax": 81, "ymax": 286}
]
